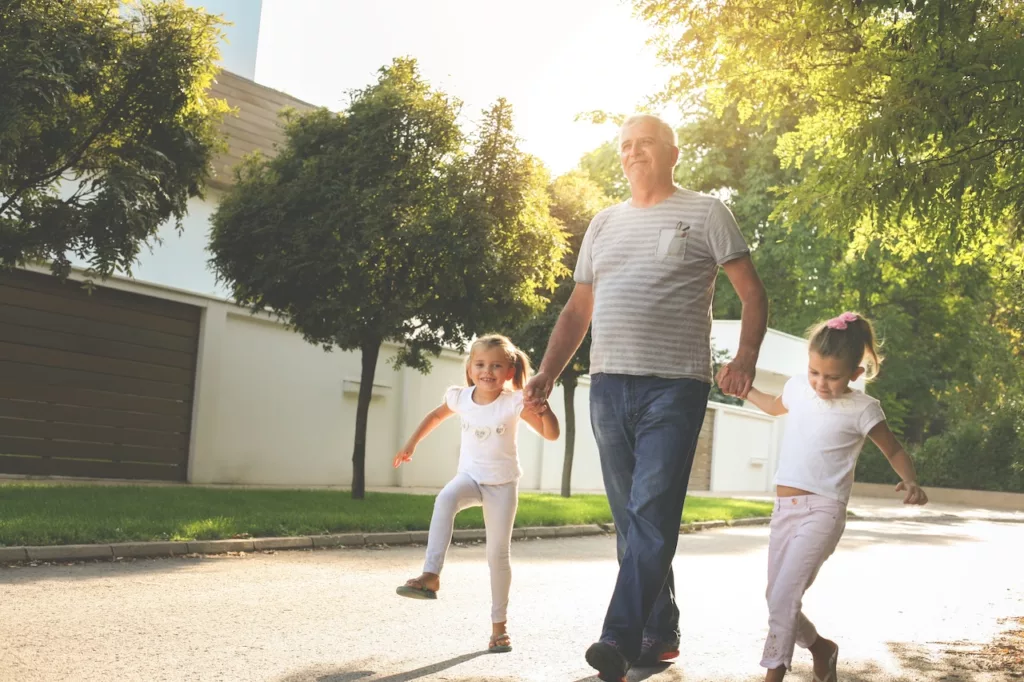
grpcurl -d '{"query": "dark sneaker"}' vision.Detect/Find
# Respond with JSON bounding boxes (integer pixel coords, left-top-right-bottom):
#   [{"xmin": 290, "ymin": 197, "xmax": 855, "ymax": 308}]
[
  {"xmin": 585, "ymin": 640, "xmax": 630, "ymax": 682},
  {"xmin": 634, "ymin": 634, "xmax": 680, "ymax": 667}
]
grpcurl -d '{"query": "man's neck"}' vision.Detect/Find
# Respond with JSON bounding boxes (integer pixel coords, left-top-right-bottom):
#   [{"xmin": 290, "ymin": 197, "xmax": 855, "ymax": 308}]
[{"xmin": 628, "ymin": 181, "xmax": 676, "ymax": 208}]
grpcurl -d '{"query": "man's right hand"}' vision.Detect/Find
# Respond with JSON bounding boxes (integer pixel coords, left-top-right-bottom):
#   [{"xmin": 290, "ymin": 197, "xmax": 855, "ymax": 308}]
[
  {"xmin": 524, "ymin": 371, "xmax": 555, "ymax": 410},
  {"xmin": 715, "ymin": 353, "xmax": 756, "ymax": 400}
]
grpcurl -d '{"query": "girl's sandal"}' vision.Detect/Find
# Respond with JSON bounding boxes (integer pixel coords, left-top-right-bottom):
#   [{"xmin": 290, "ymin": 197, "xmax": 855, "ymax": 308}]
[
  {"xmin": 488, "ymin": 632, "xmax": 512, "ymax": 654},
  {"xmin": 395, "ymin": 578, "xmax": 437, "ymax": 600},
  {"xmin": 813, "ymin": 644, "xmax": 839, "ymax": 682}
]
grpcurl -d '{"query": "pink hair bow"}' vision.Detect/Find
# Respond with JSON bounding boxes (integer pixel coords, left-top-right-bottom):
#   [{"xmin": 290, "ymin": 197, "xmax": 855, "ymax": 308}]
[{"xmin": 826, "ymin": 312, "xmax": 859, "ymax": 330}]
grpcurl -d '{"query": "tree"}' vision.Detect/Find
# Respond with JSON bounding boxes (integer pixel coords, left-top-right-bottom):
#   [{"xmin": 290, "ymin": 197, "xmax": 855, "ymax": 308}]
[
  {"xmin": 578, "ymin": 141, "xmax": 630, "ymax": 202},
  {"xmin": 0, "ymin": 0, "xmax": 228, "ymax": 277},
  {"xmin": 576, "ymin": 99, "xmax": 1024, "ymax": 491},
  {"xmin": 209, "ymin": 59, "xmax": 566, "ymax": 499},
  {"xmin": 516, "ymin": 169, "xmax": 613, "ymax": 496},
  {"xmin": 636, "ymin": 0, "xmax": 1024, "ymax": 268},
  {"xmin": 608, "ymin": 1, "xmax": 1024, "ymax": 490}
]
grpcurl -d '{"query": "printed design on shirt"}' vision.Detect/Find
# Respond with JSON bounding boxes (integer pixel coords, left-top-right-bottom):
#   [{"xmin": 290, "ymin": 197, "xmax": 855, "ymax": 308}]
[
  {"xmin": 473, "ymin": 426, "xmax": 491, "ymax": 441},
  {"xmin": 496, "ymin": 424, "xmax": 506, "ymax": 436}
]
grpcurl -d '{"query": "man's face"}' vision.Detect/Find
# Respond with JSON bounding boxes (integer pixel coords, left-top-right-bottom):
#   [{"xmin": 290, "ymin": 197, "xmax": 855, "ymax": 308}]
[{"xmin": 619, "ymin": 120, "xmax": 678, "ymax": 190}]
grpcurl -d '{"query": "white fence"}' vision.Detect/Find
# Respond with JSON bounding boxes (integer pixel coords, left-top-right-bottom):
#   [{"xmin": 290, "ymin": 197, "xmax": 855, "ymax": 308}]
[
  {"xmin": 49, "ymin": 271, "xmax": 782, "ymax": 493},
  {"xmin": 708, "ymin": 403, "xmax": 781, "ymax": 493}
]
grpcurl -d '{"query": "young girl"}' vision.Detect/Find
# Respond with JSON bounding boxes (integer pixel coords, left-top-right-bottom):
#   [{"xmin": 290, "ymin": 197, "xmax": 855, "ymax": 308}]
[
  {"xmin": 733, "ymin": 312, "xmax": 929, "ymax": 682},
  {"xmin": 392, "ymin": 334, "xmax": 560, "ymax": 653}
]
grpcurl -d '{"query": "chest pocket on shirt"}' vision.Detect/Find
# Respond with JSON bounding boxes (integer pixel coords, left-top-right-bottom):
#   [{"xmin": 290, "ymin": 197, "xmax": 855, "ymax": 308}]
[{"xmin": 656, "ymin": 223, "xmax": 690, "ymax": 261}]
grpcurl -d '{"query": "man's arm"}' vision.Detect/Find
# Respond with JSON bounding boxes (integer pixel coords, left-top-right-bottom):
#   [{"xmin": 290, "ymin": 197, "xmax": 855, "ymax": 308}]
[
  {"xmin": 524, "ymin": 283, "xmax": 594, "ymax": 406},
  {"xmin": 716, "ymin": 255, "xmax": 768, "ymax": 398}
]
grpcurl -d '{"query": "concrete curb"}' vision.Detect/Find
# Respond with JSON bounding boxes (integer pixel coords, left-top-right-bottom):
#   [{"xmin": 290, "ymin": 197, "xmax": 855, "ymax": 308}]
[{"xmin": 0, "ymin": 517, "xmax": 775, "ymax": 565}]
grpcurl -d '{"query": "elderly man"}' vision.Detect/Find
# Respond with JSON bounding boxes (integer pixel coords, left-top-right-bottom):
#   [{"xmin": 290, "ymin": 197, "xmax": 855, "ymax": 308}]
[{"xmin": 524, "ymin": 114, "xmax": 768, "ymax": 680}]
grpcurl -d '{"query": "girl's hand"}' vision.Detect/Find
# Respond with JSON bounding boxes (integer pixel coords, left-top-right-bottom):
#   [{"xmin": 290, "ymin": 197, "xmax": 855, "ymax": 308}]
[
  {"xmin": 896, "ymin": 480, "xmax": 928, "ymax": 505},
  {"xmin": 523, "ymin": 399, "xmax": 549, "ymax": 415},
  {"xmin": 393, "ymin": 447, "xmax": 414, "ymax": 468}
]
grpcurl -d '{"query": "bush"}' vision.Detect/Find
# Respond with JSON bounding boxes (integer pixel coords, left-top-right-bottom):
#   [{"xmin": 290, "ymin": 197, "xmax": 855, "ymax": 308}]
[
  {"xmin": 856, "ymin": 403, "xmax": 1024, "ymax": 493},
  {"xmin": 854, "ymin": 441, "xmax": 898, "ymax": 485}
]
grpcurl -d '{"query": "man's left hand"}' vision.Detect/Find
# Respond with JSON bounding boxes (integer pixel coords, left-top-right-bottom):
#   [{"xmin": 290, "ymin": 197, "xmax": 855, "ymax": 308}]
[{"xmin": 716, "ymin": 356, "xmax": 756, "ymax": 399}]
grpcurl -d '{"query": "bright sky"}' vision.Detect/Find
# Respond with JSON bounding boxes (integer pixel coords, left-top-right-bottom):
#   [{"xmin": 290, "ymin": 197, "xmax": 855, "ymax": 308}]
[{"xmin": 254, "ymin": 0, "xmax": 675, "ymax": 176}]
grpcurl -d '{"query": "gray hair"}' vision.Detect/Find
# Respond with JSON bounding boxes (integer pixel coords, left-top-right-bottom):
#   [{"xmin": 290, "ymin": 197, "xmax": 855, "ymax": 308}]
[{"xmin": 620, "ymin": 114, "xmax": 677, "ymax": 148}]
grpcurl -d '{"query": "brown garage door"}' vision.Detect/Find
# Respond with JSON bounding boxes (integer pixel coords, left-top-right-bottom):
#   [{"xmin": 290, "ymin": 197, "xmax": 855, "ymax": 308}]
[{"xmin": 0, "ymin": 269, "xmax": 200, "ymax": 481}]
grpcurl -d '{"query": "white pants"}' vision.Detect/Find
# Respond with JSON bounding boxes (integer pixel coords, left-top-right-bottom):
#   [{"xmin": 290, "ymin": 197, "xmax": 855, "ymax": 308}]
[
  {"xmin": 423, "ymin": 472, "xmax": 518, "ymax": 623},
  {"xmin": 761, "ymin": 494, "xmax": 847, "ymax": 670}
]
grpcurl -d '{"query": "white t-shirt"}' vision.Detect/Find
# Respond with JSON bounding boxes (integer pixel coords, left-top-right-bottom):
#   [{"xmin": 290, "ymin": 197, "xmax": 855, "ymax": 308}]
[
  {"xmin": 774, "ymin": 375, "xmax": 887, "ymax": 504},
  {"xmin": 445, "ymin": 386, "xmax": 525, "ymax": 485}
]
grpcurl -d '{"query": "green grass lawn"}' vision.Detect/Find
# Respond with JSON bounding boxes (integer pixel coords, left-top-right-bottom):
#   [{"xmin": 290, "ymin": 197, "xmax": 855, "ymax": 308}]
[{"xmin": 0, "ymin": 482, "xmax": 772, "ymax": 546}]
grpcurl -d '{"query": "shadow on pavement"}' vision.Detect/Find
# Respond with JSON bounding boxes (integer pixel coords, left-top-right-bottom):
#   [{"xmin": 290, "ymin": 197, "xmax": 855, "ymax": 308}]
[
  {"xmin": 573, "ymin": 663, "xmax": 691, "ymax": 681},
  {"xmin": 274, "ymin": 632, "xmax": 1020, "ymax": 682},
  {"xmin": 277, "ymin": 651, "xmax": 489, "ymax": 682}
]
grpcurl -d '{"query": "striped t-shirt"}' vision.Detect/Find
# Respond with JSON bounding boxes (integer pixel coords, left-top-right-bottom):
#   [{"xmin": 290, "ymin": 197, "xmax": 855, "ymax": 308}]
[{"xmin": 574, "ymin": 188, "xmax": 749, "ymax": 382}]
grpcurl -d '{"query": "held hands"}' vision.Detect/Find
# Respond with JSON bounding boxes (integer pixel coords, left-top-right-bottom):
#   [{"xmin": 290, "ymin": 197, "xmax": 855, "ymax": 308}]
[
  {"xmin": 522, "ymin": 398, "xmax": 550, "ymax": 416},
  {"xmin": 896, "ymin": 480, "xmax": 929, "ymax": 505},
  {"xmin": 393, "ymin": 446, "xmax": 414, "ymax": 469},
  {"xmin": 715, "ymin": 355, "xmax": 756, "ymax": 399},
  {"xmin": 524, "ymin": 371, "xmax": 555, "ymax": 411}
]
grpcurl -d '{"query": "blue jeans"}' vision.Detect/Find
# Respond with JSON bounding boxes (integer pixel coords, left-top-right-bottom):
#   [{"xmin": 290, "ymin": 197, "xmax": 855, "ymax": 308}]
[{"xmin": 589, "ymin": 373, "xmax": 710, "ymax": 661}]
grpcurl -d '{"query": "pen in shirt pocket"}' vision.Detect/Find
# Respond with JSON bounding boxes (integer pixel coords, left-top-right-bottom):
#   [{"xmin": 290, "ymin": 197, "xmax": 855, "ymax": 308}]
[{"xmin": 676, "ymin": 222, "xmax": 691, "ymax": 236}]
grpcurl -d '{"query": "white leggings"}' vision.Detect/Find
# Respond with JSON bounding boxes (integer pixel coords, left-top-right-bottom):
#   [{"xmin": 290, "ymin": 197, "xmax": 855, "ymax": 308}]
[
  {"xmin": 761, "ymin": 494, "xmax": 847, "ymax": 670},
  {"xmin": 423, "ymin": 472, "xmax": 519, "ymax": 623}
]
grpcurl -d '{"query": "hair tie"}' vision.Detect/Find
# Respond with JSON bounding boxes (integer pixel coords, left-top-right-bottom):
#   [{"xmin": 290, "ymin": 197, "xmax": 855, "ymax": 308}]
[{"xmin": 826, "ymin": 312, "xmax": 859, "ymax": 330}]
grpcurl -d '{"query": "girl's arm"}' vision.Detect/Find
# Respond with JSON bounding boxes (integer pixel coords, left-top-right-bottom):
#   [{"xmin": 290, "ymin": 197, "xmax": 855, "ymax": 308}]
[
  {"xmin": 744, "ymin": 387, "xmax": 788, "ymax": 416},
  {"xmin": 867, "ymin": 420, "xmax": 929, "ymax": 505},
  {"xmin": 522, "ymin": 400, "xmax": 560, "ymax": 441},
  {"xmin": 393, "ymin": 403, "xmax": 455, "ymax": 468}
]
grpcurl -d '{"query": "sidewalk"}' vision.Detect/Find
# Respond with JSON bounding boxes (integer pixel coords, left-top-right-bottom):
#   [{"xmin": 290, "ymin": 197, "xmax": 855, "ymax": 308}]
[
  {"xmin": 0, "ymin": 517, "xmax": 776, "ymax": 565},
  {"xmin": 2, "ymin": 484, "xmax": 1018, "ymax": 566}
]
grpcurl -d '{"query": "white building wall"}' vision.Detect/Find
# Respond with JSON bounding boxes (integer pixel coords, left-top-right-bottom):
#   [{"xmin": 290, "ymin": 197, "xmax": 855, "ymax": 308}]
[
  {"xmin": 33, "ymin": 270, "xmax": 789, "ymax": 494},
  {"xmin": 185, "ymin": 300, "xmax": 787, "ymax": 493},
  {"xmin": 189, "ymin": 303, "xmax": 612, "ymax": 491},
  {"xmin": 132, "ymin": 192, "xmax": 229, "ymax": 299}
]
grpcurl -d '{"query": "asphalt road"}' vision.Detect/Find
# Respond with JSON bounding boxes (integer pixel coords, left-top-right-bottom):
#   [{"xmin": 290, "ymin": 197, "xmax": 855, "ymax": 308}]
[{"xmin": 1, "ymin": 506, "xmax": 1021, "ymax": 682}]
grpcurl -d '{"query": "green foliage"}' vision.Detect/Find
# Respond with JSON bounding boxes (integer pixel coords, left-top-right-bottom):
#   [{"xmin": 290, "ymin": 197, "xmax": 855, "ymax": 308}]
[
  {"xmin": 0, "ymin": 0, "xmax": 229, "ymax": 277},
  {"xmin": 514, "ymin": 169, "xmax": 614, "ymax": 496},
  {"xmin": 579, "ymin": 97, "xmax": 1022, "ymax": 490},
  {"xmin": 210, "ymin": 60, "xmax": 565, "ymax": 367},
  {"xmin": 636, "ymin": 0, "xmax": 1024, "ymax": 264},
  {"xmin": 859, "ymin": 398, "xmax": 1024, "ymax": 493},
  {"xmin": 578, "ymin": 141, "xmax": 631, "ymax": 202},
  {"xmin": 209, "ymin": 58, "xmax": 567, "ymax": 497},
  {"xmin": 570, "ymin": 2, "xmax": 1024, "ymax": 491},
  {"xmin": 914, "ymin": 401, "xmax": 1024, "ymax": 493},
  {"xmin": 515, "ymin": 169, "xmax": 613, "ymax": 384}
]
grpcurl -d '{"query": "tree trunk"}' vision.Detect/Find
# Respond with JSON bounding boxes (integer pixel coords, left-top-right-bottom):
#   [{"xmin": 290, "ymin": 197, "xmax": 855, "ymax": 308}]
[
  {"xmin": 351, "ymin": 340, "xmax": 381, "ymax": 500},
  {"xmin": 560, "ymin": 375, "xmax": 578, "ymax": 498}
]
